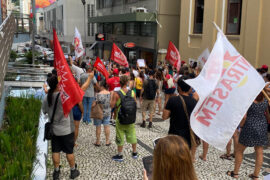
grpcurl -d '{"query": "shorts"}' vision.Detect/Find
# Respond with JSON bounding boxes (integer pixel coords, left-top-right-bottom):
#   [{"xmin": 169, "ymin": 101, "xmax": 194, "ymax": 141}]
[
  {"xmin": 52, "ymin": 133, "xmax": 75, "ymax": 154},
  {"xmin": 165, "ymin": 88, "xmax": 175, "ymax": 95},
  {"xmin": 94, "ymin": 116, "xmax": 110, "ymax": 126},
  {"xmin": 73, "ymin": 105, "xmax": 82, "ymax": 121},
  {"xmin": 142, "ymin": 99, "xmax": 155, "ymax": 114},
  {"xmin": 136, "ymin": 89, "xmax": 141, "ymax": 98},
  {"xmin": 115, "ymin": 121, "xmax": 137, "ymax": 146}
]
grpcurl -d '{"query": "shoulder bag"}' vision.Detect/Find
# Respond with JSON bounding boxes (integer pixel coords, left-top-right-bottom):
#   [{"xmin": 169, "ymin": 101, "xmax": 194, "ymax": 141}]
[
  {"xmin": 91, "ymin": 101, "xmax": 103, "ymax": 120},
  {"xmin": 44, "ymin": 93, "xmax": 60, "ymax": 141},
  {"xmin": 178, "ymin": 95, "xmax": 201, "ymax": 147}
]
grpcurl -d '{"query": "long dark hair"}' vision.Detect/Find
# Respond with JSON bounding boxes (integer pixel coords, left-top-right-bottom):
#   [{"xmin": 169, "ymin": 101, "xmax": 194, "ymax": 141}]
[{"xmin": 47, "ymin": 76, "xmax": 58, "ymax": 107}]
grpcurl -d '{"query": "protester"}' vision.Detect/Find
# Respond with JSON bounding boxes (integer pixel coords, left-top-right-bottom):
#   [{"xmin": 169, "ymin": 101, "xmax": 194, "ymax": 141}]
[
  {"xmin": 154, "ymin": 70, "xmax": 163, "ymax": 115},
  {"xmin": 226, "ymin": 90, "xmax": 270, "ymax": 179},
  {"xmin": 129, "ymin": 73, "xmax": 136, "ymax": 92},
  {"xmin": 162, "ymin": 77, "xmax": 197, "ymax": 162},
  {"xmin": 135, "ymin": 71, "xmax": 144, "ymax": 107},
  {"xmin": 163, "ymin": 68, "xmax": 176, "ymax": 108},
  {"xmin": 219, "ymin": 130, "xmax": 239, "ymax": 161},
  {"xmin": 143, "ymin": 135, "xmax": 197, "ymax": 180},
  {"xmin": 42, "ymin": 76, "xmax": 80, "ymax": 180},
  {"xmin": 140, "ymin": 70, "xmax": 158, "ymax": 128},
  {"xmin": 69, "ymin": 56, "xmax": 85, "ymax": 80},
  {"xmin": 93, "ymin": 80, "xmax": 111, "ymax": 146},
  {"xmin": 110, "ymin": 75, "xmax": 138, "ymax": 162},
  {"xmin": 107, "ymin": 68, "xmax": 120, "ymax": 91},
  {"xmin": 80, "ymin": 65, "xmax": 99, "ymax": 124}
]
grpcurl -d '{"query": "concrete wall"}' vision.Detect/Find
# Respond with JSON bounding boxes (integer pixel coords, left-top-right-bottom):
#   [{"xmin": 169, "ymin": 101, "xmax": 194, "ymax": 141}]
[{"xmin": 179, "ymin": 0, "xmax": 270, "ymax": 67}]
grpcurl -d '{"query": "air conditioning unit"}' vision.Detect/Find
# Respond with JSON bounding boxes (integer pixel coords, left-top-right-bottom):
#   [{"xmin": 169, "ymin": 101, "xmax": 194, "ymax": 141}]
[
  {"xmin": 130, "ymin": 7, "xmax": 137, "ymax": 13},
  {"xmin": 136, "ymin": 7, "xmax": 147, "ymax": 13}
]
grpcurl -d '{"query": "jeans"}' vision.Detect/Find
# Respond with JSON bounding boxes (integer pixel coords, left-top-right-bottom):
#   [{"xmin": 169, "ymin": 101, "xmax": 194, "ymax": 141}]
[{"xmin": 82, "ymin": 96, "xmax": 95, "ymax": 123}]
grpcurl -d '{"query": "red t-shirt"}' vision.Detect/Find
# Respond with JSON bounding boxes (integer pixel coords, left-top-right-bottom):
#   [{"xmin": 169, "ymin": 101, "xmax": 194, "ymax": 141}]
[{"xmin": 107, "ymin": 76, "xmax": 120, "ymax": 91}]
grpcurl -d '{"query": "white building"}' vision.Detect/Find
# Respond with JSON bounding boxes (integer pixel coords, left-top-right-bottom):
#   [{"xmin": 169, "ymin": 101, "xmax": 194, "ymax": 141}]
[
  {"xmin": 41, "ymin": 0, "xmax": 96, "ymax": 56},
  {"xmin": 20, "ymin": 0, "xmax": 30, "ymax": 17}
]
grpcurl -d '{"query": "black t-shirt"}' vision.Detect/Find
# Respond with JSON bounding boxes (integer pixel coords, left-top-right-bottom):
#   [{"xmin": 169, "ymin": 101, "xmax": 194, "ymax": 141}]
[{"xmin": 165, "ymin": 95, "xmax": 197, "ymax": 146}]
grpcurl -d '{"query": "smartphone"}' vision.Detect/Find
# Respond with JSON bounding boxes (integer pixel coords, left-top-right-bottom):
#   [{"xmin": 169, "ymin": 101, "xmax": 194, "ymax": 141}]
[{"xmin": 142, "ymin": 156, "xmax": 153, "ymax": 178}]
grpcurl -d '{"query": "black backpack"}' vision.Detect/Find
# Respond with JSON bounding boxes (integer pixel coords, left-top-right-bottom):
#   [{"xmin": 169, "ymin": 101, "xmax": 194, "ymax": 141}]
[
  {"xmin": 117, "ymin": 90, "xmax": 137, "ymax": 125},
  {"xmin": 145, "ymin": 79, "xmax": 157, "ymax": 100}
]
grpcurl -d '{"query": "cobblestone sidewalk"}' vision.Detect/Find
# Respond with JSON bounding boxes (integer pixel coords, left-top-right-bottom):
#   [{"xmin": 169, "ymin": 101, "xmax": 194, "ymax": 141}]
[{"xmin": 46, "ymin": 111, "xmax": 270, "ymax": 180}]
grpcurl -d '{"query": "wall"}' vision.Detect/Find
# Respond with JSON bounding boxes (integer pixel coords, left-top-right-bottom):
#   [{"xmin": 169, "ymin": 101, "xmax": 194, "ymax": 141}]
[
  {"xmin": 179, "ymin": 0, "xmax": 270, "ymax": 67},
  {"xmin": 0, "ymin": 15, "xmax": 16, "ymax": 99}
]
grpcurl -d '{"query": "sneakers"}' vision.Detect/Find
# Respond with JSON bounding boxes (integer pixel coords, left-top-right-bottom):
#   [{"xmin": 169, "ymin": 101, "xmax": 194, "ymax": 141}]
[
  {"xmin": 112, "ymin": 154, "xmax": 123, "ymax": 162},
  {"xmin": 70, "ymin": 164, "xmax": 80, "ymax": 179},
  {"xmin": 148, "ymin": 122, "xmax": 152, "ymax": 128},
  {"xmin": 132, "ymin": 152, "xmax": 138, "ymax": 159},
  {"xmin": 140, "ymin": 121, "xmax": 146, "ymax": 128},
  {"xmin": 53, "ymin": 166, "xmax": 61, "ymax": 180}
]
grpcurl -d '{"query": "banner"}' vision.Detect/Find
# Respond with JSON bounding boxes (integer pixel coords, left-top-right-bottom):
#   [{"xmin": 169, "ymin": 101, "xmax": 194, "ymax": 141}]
[
  {"xmin": 165, "ymin": 41, "xmax": 181, "ymax": 71},
  {"xmin": 185, "ymin": 30, "xmax": 265, "ymax": 150},
  {"xmin": 73, "ymin": 27, "xmax": 84, "ymax": 58},
  {"xmin": 53, "ymin": 29, "xmax": 84, "ymax": 116},
  {"xmin": 111, "ymin": 43, "xmax": 129, "ymax": 67},
  {"xmin": 94, "ymin": 57, "xmax": 109, "ymax": 80},
  {"xmin": 198, "ymin": 48, "xmax": 210, "ymax": 68}
]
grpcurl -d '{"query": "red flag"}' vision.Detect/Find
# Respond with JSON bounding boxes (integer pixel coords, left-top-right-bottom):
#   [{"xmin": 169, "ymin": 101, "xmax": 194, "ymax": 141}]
[
  {"xmin": 165, "ymin": 41, "xmax": 181, "ymax": 71},
  {"xmin": 53, "ymin": 29, "xmax": 84, "ymax": 116},
  {"xmin": 94, "ymin": 57, "xmax": 109, "ymax": 80},
  {"xmin": 110, "ymin": 43, "xmax": 129, "ymax": 67}
]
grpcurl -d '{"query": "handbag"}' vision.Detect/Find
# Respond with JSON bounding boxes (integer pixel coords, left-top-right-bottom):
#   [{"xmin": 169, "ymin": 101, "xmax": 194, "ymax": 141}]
[
  {"xmin": 43, "ymin": 93, "xmax": 60, "ymax": 141},
  {"xmin": 91, "ymin": 101, "xmax": 103, "ymax": 120},
  {"xmin": 178, "ymin": 95, "xmax": 201, "ymax": 147}
]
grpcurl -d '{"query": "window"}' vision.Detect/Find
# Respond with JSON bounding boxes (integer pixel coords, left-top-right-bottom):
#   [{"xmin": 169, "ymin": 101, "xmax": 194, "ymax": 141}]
[
  {"xmin": 113, "ymin": 23, "xmax": 124, "ymax": 35},
  {"xmin": 193, "ymin": 0, "xmax": 204, "ymax": 34},
  {"xmin": 141, "ymin": 23, "xmax": 154, "ymax": 36},
  {"xmin": 126, "ymin": 0, "xmax": 138, "ymax": 3},
  {"xmin": 113, "ymin": 0, "xmax": 122, "ymax": 6},
  {"xmin": 91, "ymin": 23, "xmax": 95, "ymax": 36},
  {"xmin": 104, "ymin": 0, "xmax": 112, "ymax": 8},
  {"xmin": 91, "ymin": 4, "xmax": 94, "ymax": 17},
  {"xmin": 97, "ymin": 23, "xmax": 103, "ymax": 33},
  {"xmin": 226, "ymin": 0, "xmax": 242, "ymax": 35},
  {"xmin": 87, "ymin": 4, "xmax": 90, "ymax": 18},
  {"xmin": 104, "ymin": 23, "xmax": 113, "ymax": 34},
  {"xmin": 126, "ymin": 22, "xmax": 139, "ymax": 36}
]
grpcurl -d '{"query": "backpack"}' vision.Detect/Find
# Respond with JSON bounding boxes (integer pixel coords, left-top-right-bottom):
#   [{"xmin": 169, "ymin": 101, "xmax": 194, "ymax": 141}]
[
  {"xmin": 145, "ymin": 79, "xmax": 157, "ymax": 100},
  {"xmin": 117, "ymin": 90, "xmax": 137, "ymax": 125}
]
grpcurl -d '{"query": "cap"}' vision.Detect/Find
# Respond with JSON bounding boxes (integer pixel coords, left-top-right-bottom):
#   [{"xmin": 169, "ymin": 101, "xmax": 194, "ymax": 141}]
[
  {"xmin": 181, "ymin": 60, "xmax": 186, "ymax": 65},
  {"xmin": 261, "ymin": 64, "xmax": 268, "ymax": 70},
  {"xmin": 113, "ymin": 68, "xmax": 119, "ymax": 75}
]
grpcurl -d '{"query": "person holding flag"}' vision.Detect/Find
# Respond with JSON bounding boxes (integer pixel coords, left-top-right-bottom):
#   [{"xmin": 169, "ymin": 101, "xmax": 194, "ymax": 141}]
[{"xmin": 42, "ymin": 29, "xmax": 84, "ymax": 180}]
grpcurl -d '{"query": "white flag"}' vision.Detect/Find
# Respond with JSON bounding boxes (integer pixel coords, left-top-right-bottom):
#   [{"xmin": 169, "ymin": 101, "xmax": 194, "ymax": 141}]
[
  {"xmin": 197, "ymin": 48, "xmax": 210, "ymax": 68},
  {"xmin": 73, "ymin": 27, "xmax": 84, "ymax": 58},
  {"xmin": 186, "ymin": 31, "xmax": 265, "ymax": 150}
]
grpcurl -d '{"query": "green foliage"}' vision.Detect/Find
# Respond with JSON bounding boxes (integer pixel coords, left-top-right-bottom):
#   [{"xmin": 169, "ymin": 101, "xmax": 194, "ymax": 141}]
[
  {"xmin": 25, "ymin": 51, "xmax": 42, "ymax": 64},
  {"xmin": 0, "ymin": 96, "xmax": 41, "ymax": 179},
  {"xmin": 10, "ymin": 50, "xmax": 18, "ymax": 61}
]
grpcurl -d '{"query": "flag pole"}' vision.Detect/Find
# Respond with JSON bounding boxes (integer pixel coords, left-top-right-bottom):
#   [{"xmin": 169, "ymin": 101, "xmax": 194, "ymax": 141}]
[{"xmin": 262, "ymin": 89, "xmax": 270, "ymax": 102}]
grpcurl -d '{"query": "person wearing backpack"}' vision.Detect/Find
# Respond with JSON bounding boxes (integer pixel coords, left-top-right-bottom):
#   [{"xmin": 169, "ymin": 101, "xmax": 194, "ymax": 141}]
[
  {"xmin": 140, "ymin": 70, "xmax": 158, "ymax": 128},
  {"xmin": 110, "ymin": 75, "xmax": 138, "ymax": 162}
]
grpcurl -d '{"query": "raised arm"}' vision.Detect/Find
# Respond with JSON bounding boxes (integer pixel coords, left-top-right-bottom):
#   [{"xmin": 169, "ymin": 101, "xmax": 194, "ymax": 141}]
[{"xmin": 81, "ymin": 72, "xmax": 94, "ymax": 91}]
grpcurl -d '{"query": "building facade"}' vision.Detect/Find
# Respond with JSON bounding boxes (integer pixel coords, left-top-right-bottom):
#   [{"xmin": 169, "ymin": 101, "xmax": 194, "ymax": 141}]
[
  {"xmin": 20, "ymin": 0, "xmax": 30, "ymax": 16},
  {"xmin": 41, "ymin": 0, "xmax": 96, "ymax": 56},
  {"xmin": 179, "ymin": 0, "xmax": 270, "ymax": 67},
  {"xmin": 89, "ymin": 0, "xmax": 180, "ymax": 67}
]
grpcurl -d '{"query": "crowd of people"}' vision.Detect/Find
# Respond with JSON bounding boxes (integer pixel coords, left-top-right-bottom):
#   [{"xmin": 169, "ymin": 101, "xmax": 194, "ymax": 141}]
[{"xmin": 42, "ymin": 56, "xmax": 270, "ymax": 180}]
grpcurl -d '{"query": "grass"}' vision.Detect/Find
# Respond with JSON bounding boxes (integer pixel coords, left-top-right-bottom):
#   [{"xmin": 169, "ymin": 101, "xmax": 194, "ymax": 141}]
[{"xmin": 0, "ymin": 96, "xmax": 42, "ymax": 179}]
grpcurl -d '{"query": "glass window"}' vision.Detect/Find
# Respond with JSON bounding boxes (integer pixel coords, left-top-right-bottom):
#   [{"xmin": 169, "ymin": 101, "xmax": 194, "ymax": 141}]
[
  {"xmin": 104, "ymin": 0, "xmax": 112, "ymax": 8},
  {"xmin": 125, "ymin": 0, "xmax": 138, "ymax": 3},
  {"xmin": 193, "ymin": 0, "xmax": 204, "ymax": 34},
  {"xmin": 113, "ymin": 0, "xmax": 122, "ymax": 6},
  {"xmin": 226, "ymin": 0, "xmax": 242, "ymax": 35},
  {"xmin": 113, "ymin": 23, "xmax": 124, "ymax": 35},
  {"xmin": 97, "ymin": 23, "xmax": 103, "ymax": 33},
  {"xmin": 104, "ymin": 23, "xmax": 113, "ymax": 34},
  {"xmin": 141, "ymin": 23, "xmax": 154, "ymax": 36},
  {"xmin": 126, "ymin": 22, "xmax": 139, "ymax": 36}
]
